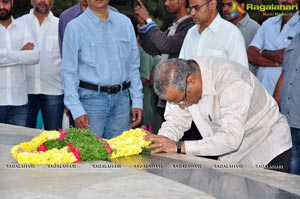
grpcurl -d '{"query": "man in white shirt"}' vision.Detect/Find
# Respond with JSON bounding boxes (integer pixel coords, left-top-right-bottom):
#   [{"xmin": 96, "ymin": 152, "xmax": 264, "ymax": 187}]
[
  {"xmin": 221, "ymin": 0, "xmax": 260, "ymax": 74},
  {"xmin": 145, "ymin": 57, "xmax": 292, "ymax": 173},
  {"xmin": 0, "ymin": 0, "xmax": 39, "ymax": 126},
  {"xmin": 179, "ymin": 0, "xmax": 248, "ymax": 68},
  {"xmin": 178, "ymin": 0, "xmax": 248, "ymax": 141},
  {"xmin": 17, "ymin": 0, "xmax": 63, "ymax": 130}
]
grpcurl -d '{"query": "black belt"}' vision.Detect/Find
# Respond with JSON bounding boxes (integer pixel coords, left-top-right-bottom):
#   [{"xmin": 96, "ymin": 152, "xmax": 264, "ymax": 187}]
[{"xmin": 79, "ymin": 80, "xmax": 130, "ymax": 94}]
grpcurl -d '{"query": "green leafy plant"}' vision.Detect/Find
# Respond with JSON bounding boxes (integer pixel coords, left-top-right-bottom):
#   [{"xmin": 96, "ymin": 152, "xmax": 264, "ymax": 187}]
[{"xmin": 44, "ymin": 128, "xmax": 111, "ymax": 161}]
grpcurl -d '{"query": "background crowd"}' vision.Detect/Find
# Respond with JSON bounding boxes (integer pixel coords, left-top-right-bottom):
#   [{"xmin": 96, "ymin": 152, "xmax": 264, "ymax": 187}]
[{"xmin": 0, "ymin": 0, "xmax": 299, "ymax": 175}]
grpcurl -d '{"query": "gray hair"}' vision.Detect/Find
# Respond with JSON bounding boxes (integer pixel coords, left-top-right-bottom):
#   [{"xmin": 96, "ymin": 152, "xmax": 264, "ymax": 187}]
[{"xmin": 153, "ymin": 58, "xmax": 200, "ymax": 99}]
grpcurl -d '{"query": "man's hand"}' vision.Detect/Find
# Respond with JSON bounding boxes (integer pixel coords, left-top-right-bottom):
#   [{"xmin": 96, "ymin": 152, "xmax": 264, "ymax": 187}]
[
  {"xmin": 131, "ymin": 108, "xmax": 143, "ymax": 128},
  {"xmin": 134, "ymin": 0, "xmax": 150, "ymax": 25},
  {"xmin": 144, "ymin": 133, "xmax": 177, "ymax": 154},
  {"xmin": 141, "ymin": 77, "xmax": 149, "ymax": 86},
  {"xmin": 21, "ymin": 42, "xmax": 35, "ymax": 50},
  {"xmin": 260, "ymin": 49, "xmax": 285, "ymax": 64},
  {"xmin": 74, "ymin": 114, "xmax": 89, "ymax": 129},
  {"xmin": 247, "ymin": 46, "xmax": 284, "ymax": 67}
]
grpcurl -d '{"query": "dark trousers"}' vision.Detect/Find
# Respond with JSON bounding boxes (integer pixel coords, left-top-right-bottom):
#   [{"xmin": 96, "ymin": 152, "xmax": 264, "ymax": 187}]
[
  {"xmin": 266, "ymin": 148, "xmax": 292, "ymax": 173},
  {"xmin": 290, "ymin": 127, "xmax": 300, "ymax": 175},
  {"xmin": 26, "ymin": 94, "xmax": 64, "ymax": 130},
  {"xmin": 0, "ymin": 104, "xmax": 28, "ymax": 126},
  {"xmin": 180, "ymin": 121, "xmax": 203, "ymax": 141},
  {"xmin": 66, "ymin": 109, "xmax": 75, "ymax": 127}
]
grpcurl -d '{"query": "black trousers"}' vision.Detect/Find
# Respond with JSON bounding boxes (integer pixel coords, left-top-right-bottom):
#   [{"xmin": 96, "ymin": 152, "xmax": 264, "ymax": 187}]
[
  {"xmin": 180, "ymin": 121, "xmax": 203, "ymax": 141},
  {"xmin": 266, "ymin": 148, "xmax": 292, "ymax": 173}
]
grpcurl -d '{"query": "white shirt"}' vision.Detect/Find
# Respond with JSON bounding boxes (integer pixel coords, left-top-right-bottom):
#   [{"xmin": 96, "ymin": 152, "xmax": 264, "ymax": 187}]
[
  {"xmin": 158, "ymin": 57, "xmax": 292, "ymax": 167},
  {"xmin": 179, "ymin": 14, "xmax": 248, "ymax": 68},
  {"xmin": 0, "ymin": 19, "xmax": 39, "ymax": 105},
  {"xmin": 17, "ymin": 10, "xmax": 62, "ymax": 95}
]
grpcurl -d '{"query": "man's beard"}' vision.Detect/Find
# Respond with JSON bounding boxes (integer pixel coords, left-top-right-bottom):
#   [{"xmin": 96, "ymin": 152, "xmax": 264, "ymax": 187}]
[
  {"xmin": 35, "ymin": 2, "xmax": 51, "ymax": 14},
  {"xmin": 0, "ymin": 9, "xmax": 12, "ymax": 20}
]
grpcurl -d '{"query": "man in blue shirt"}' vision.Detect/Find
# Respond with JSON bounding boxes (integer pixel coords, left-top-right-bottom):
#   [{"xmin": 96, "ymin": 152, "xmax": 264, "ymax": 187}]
[
  {"xmin": 58, "ymin": 0, "xmax": 117, "ymax": 128},
  {"xmin": 274, "ymin": 31, "xmax": 300, "ymax": 175},
  {"xmin": 247, "ymin": 0, "xmax": 300, "ymax": 95},
  {"xmin": 58, "ymin": 0, "xmax": 118, "ymax": 55},
  {"xmin": 62, "ymin": 0, "xmax": 143, "ymax": 139}
]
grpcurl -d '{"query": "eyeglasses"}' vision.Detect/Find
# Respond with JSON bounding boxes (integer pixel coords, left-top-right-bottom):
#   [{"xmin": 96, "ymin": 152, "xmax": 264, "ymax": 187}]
[
  {"xmin": 188, "ymin": 0, "xmax": 212, "ymax": 12},
  {"xmin": 171, "ymin": 74, "xmax": 192, "ymax": 106}
]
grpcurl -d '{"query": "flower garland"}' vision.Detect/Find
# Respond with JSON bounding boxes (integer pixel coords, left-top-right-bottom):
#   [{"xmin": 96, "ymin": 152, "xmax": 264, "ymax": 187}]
[
  {"xmin": 11, "ymin": 128, "xmax": 151, "ymax": 165},
  {"xmin": 107, "ymin": 128, "xmax": 152, "ymax": 159}
]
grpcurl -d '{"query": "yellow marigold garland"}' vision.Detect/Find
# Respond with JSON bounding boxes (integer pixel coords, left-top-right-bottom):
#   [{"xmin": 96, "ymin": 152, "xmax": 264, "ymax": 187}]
[
  {"xmin": 11, "ymin": 131, "xmax": 77, "ymax": 165},
  {"xmin": 11, "ymin": 128, "xmax": 151, "ymax": 165},
  {"xmin": 108, "ymin": 128, "xmax": 152, "ymax": 159}
]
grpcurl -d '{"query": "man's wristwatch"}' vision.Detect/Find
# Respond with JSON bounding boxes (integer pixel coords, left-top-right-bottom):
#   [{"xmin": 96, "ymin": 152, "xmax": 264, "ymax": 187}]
[
  {"xmin": 146, "ymin": 18, "xmax": 153, "ymax": 24},
  {"xmin": 176, "ymin": 142, "xmax": 182, "ymax": 153}
]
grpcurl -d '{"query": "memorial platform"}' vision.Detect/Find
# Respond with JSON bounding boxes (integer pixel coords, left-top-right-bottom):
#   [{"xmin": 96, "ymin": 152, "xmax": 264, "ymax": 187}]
[{"xmin": 0, "ymin": 123, "xmax": 299, "ymax": 199}]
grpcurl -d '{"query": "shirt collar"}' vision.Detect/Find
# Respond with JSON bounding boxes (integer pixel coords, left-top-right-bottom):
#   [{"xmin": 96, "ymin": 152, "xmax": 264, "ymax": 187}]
[
  {"xmin": 287, "ymin": 11, "xmax": 300, "ymax": 26},
  {"xmin": 195, "ymin": 58, "xmax": 217, "ymax": 97},
  {"xmin": 28, "ymin": 8, "xmax": 55, "ymax": 22},
  {"xmin": 272, "ymin": 11, "xmax": 299, "ymax": 25},
  {"xmin": 174, "ymin": 15, "xmax": 191, "ymax": 25},
  {"xmin": 0, "ymin": 16, "xmax": 16, "ymax": 29},
  {"xmin": 85, "ymin": 7, "xmax": 113, "ymax": 24},
  {"xmin": 10, "ymin": 17, "xmax": 16, "ymax": 26},
  {"xmin": 272, "ymin": 14, "xmax": 282, "ymax": 23},
  {"xmin": 206, "ymin": 13, "xmax": 222, "ymax": 34}
]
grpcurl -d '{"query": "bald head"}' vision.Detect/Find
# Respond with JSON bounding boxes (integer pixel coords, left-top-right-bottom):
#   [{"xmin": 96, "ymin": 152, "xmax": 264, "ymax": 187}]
[{"xmin": 154, "ymin": 58, "xmax": 200, "ymax": 98}]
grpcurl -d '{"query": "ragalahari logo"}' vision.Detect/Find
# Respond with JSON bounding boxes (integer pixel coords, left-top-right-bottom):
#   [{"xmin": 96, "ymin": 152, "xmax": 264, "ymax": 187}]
[{"xmin": 230, "ymin": 2, "xmax": 246, "ymax": 18}]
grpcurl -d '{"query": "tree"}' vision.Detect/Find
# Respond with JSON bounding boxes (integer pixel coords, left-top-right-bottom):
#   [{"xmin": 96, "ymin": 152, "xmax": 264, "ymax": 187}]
[
  {"xmin": 11, "ymin": 0, "xmax": 278, "ymax": 29},
  {"xmin": 12, "ymin": 0, "xmax": 77, "ymax": 18},
  {"xmin": 12, "ymin": 0, "xmax": 172, "ymax": 30}
]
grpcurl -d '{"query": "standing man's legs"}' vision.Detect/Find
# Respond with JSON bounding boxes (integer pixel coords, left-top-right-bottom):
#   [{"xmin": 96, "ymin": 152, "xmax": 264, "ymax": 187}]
[
  {"xmin": 290, "ymin": 127, "xmax": 300, "ymax": 175},
  {"xmin": 105, "ymin": 89, "xmax": 130, "ymax": 139},
  {"xmin": 0, "ymin": 104, "xmax": 28, "ymax": 126},
  {"xmin": 80, "ymin": 88, "xmax": 107, "ymax": 137},
  {"xmin": 80, "ymin": 88, "xmax": 131, "ymax": 139},
  {"xmin": 26, "ymin": 94, "xmax": 40, "ymax": 128},
  {"xmin": 0, "ymin": 106, "xmax": 9, "ymax": 123},
  {"xmin": 40, "ymin": 94, "xmax": 64, "ymax": 130}
]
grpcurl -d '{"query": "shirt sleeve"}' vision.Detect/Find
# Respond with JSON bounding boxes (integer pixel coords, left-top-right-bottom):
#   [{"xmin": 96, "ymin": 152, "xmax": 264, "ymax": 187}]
[
  {"xmin": 139, "ymin": 19, "xmax": 193, "ymax": 56},
  {"xmin": 227, "ymin": 29, "xmax": 249, "ymax": 68},
  {"xmin": 139, "ymin": 49, "xmax": 152, "ymax": 80},
  {"xmin": 0, "ymin": 25, "xmax": 39, "ymax": 67},
  {"xmin": 138, "ymin": 22, "xmax": 161, "ymax": 56},
  {"xmin": 249, "ymin": 21, "xmax": 266, "ymax": 49},
  {"xmin": 61, "ymin": 25, "xmax": 86, "ymax": 119},
  {"xmin": 127, "ymin": 23, "xmax": 144, "ymax": 109},
  {"xmin": 58, "ymin": 16, "xmax": 65, "ymax": 57},
  {"xmin": 158, "ymin": 102, "xmax": 193, "ymax": 141},
  {"xmin": 152, "ymin": 55, "xmax": 161, "ymax": 68},
  {"xmin": 185, "ymin": 81, "xmax": 251, "ymax": 157},
  {"xmin": 179, "ymin": 29, "xmax": 191, "ymax": 59}
]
